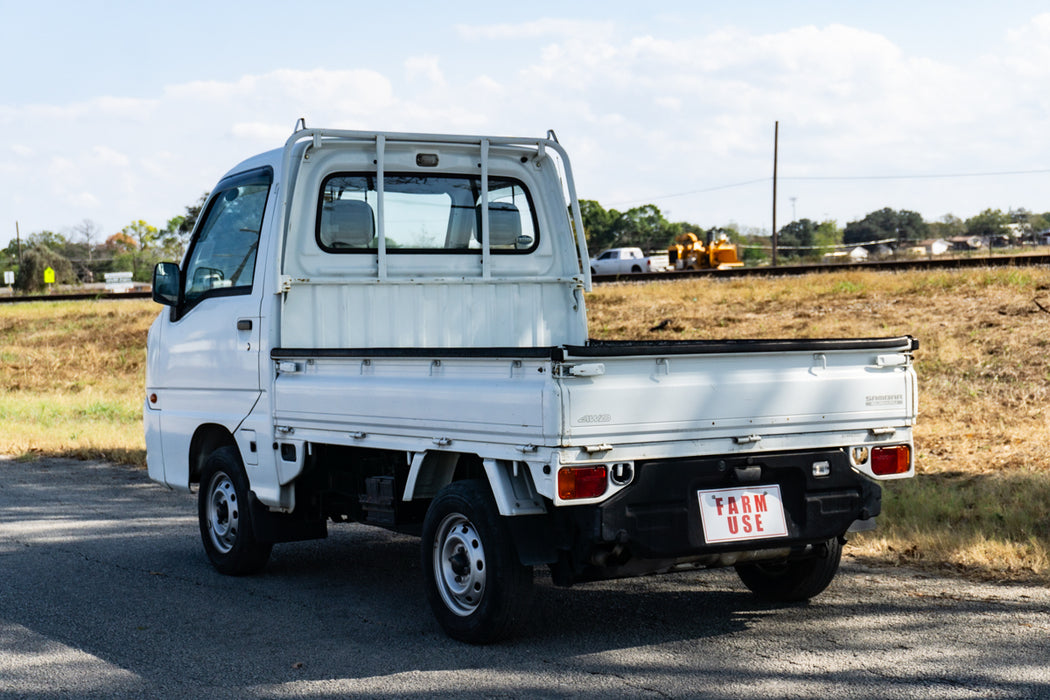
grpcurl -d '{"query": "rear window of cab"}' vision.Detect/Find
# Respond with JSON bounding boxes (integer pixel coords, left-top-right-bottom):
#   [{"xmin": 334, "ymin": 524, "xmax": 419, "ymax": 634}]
[{"xmin": 316, "ymin": 173, "xmax": 538, "ymax": 254}]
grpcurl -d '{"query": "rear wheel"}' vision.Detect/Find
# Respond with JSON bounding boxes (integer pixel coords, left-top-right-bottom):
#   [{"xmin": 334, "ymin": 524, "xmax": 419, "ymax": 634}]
[
  {"xmin": 198, "ymin": 446, "xmax": 272, "ymax": 575},
  {"xmin": 421, "ymin": 480, "xmax": 533, "ymax": 644},
  {"xmin": 735, "ymin": 537, "xmax": 842, "ymax": 601}
]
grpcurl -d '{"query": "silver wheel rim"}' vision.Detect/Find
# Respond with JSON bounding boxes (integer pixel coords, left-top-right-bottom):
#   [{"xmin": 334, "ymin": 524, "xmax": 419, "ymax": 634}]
[
  {"xmin": 206, "ymin": 471, "xmax": 239, "ymax": 554},
  {"xmin": 433, "ymin": 513, "xmax": 487, "ymax": 617}
]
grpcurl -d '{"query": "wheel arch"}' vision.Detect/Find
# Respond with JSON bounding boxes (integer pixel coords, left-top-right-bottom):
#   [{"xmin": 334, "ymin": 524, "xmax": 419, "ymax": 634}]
[
  {"xmin": 189, "ymin": 424, "xmax": 238, "ymax": 486},
  {"xmin": 404, "ymin": 452, "xmax": 546, "ymax": 517}
]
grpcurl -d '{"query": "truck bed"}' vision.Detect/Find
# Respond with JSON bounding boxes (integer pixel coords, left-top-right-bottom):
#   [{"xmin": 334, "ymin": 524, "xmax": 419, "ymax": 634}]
[{"xmin": 270, "ymin": 335, "xmax": 917, "ymax": 458}]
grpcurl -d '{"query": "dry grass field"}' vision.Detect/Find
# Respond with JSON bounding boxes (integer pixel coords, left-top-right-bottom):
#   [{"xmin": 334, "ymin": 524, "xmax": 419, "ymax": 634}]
[{"xmin": 1, "ymin": 266, "xmax": 1048, "ymax": 583}]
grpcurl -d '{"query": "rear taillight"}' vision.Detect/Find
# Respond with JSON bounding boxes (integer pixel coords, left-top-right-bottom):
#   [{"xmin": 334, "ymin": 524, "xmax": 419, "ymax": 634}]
[
  {"xmin": 871, "ymin": 445, "xmax": 911, "ymax": 476},
  {"xmin": 558, "ymin": 466, "xmax": 608, "ymax": 500}
]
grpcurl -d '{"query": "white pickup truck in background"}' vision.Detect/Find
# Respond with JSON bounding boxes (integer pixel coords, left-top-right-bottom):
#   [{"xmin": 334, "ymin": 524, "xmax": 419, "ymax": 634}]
[
  {"xmin": 145, "ymin": 126, "xmax": 918, "ymax": 643},
  {"xmin": 589, "ymin": 246, "xmax": 665, "ymax": 275}
]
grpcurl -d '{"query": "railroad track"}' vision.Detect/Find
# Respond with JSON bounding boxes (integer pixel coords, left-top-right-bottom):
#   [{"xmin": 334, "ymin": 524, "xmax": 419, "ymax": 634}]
[
  {"xmin": 592, "ymin": 252, "xmax": 1050, "ymax": 283},
  {"xmin": 3, "ymin": 253, "xmax": 1048, "ymax": 303}
]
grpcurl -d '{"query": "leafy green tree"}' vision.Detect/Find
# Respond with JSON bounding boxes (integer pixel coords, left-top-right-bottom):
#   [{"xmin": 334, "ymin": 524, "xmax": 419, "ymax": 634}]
[
  {"xmin": 122, "ymin": 220, "xmax": 159, "ymax": 250},
  {"xmin": 580, "ymin": 200, "xmax": 681, "ymax": 253},
  {"xmin": 25, "ymin": 230, "xmax": 70, "ymax": 251},
  {"xmin": 813, "ymin": 220, "xmax": 842, "ymax": 252},
  {"xmin": 777, "ymin": 219, "xmax": 817, "ymax": 259},
  {"xmin": 14, "ymin": 246, "xmax": 75, "ymax": 292},
  {"xmin": 844, "ymin": 208, "xmax": 928, "ymax": 247},
  {"xmin": 615, "ymin": 204, "xmax": 679, "ymax": 251},
  {"xmin": 114, "ymin": 220, "xmax": 164, "ymax": 281},
  {"xmin": 1008, "ymin": 208, "xmax": 1046, "ymax": 242},
  {"xmin": 965, "ymin": 208, "xmax": 1008, "ymax": 241},
  {"xmin": 580, "ymin": 199, "xmax": 619, "ymax": 252},
  {"xmin": 157, "ymin": 192, "xmax": 209, "ymax": 261},
  {"xmin": 928, "ymin": 214, "xmax": 966, "ymax": 240}
]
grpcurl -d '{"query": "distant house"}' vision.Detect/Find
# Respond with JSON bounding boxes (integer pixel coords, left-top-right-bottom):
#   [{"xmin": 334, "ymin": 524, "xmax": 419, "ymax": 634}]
[
  {"xmin": 863, "ymin": 244, "xmax": 894, "ymax": 258},
  {"xmin": 1037, "ymin": 229, "xmax": 1050, "ymax": 245},
  {"xmin": 948, "ymin": 236, "xmax": 983, "ymax": 251},
  {"xmin": 914, "ymin": 239, "xmax": 951, "ymax": 256}
]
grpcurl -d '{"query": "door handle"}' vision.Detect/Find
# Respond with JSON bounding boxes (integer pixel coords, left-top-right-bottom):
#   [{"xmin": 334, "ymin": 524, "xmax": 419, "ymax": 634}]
[{"xmin": 237, "ymin": 319, "xmax": 252, "ymax": 331}]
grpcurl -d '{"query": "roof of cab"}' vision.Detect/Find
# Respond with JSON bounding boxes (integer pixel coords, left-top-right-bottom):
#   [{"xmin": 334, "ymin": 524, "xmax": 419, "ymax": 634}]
[{"xmin": 219, "ymin": 147, "xmax": 284, "ymax": 183}]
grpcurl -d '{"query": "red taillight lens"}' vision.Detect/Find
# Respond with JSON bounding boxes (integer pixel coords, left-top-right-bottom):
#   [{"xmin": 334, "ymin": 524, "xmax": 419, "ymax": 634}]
[
  {"xmin": 558, "ymin": 466, "xmax": 608, "ymax": 500},
  {"xmin": 871, "ymin": 445, "xmax": 911, "ymax": 476}
]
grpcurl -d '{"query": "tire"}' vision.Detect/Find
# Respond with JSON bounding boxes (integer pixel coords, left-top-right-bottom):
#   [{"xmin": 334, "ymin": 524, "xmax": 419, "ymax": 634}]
[
  {"xmin": 421, "ymin": 480, "xmax": 533, "ymax": 644},
  {"xmin": 735, "ymin": 537, "xmax": 842, "ymax": 602},
  {"xmin": 630, "ymin": 264, "xmax": 642, "ymax": 273},
  {"xmin": 198, "ymin": 446, "xmax": 273, "ymax": 576}
]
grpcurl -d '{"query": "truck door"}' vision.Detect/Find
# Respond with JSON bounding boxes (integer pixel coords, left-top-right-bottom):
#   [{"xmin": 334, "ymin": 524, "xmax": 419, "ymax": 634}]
[{"xmin": 151, "ymin": 167, "xmax": 274, "ymax": 453}]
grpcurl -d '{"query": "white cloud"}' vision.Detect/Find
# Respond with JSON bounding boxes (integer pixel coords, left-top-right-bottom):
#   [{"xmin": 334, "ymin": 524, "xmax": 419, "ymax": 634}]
[
  {"xmin": 230, "ymin": 122, "xmax": 293, "ymax": 142},
  {"xmin": 91, "ymin": 146, "xmax": 129, "ymax": 167},
  {"xmin": 455, "ymin": 18, "xmax": 614, "ymax": 41},
  {"xmin": 405, "ymin": 55, "xmax": 446, "ymax": 88}
]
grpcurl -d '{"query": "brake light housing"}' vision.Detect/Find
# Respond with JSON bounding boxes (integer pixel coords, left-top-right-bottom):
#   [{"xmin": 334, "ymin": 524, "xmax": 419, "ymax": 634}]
[
  {"xmin": 871, "ymin": 445, "xmax": 912, "ymax": 476},
  {"xmin": 558, "ymin": 465, "xmax": 608, "ymax": 500}
]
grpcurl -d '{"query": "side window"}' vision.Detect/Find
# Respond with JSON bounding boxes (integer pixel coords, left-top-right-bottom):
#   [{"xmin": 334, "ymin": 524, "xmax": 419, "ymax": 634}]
[{"xmin": 182, "ymin": 168, "xmax": 272, "ymax": 309}]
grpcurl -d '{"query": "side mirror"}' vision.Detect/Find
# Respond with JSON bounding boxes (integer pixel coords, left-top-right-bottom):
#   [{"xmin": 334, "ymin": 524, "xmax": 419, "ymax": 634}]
[{"xmin": 152, "ymin": 262, "xmax": 181, "ymax": 307}]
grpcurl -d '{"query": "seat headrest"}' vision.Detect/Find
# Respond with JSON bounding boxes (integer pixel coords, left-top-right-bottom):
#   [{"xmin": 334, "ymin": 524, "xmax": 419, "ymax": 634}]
[
  {"xmin": 320, "ymin": 199, "xmax": 375, "ymax": 249},
  {"xmin": 474, "ymin": 201, "xmax": 523, "ymax": 248}
]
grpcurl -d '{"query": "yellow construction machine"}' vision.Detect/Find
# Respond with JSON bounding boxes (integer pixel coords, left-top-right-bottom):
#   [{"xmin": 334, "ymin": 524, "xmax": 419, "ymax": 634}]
[{"xmin": 667, "ymin": 232, "xmax": 744, "ymax": 270}]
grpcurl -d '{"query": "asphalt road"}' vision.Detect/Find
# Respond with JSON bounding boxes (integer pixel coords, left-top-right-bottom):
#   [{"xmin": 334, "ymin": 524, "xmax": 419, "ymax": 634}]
[{"xmin": 1, "ymin": 456, "xmax": 1047, "ymax": 699}]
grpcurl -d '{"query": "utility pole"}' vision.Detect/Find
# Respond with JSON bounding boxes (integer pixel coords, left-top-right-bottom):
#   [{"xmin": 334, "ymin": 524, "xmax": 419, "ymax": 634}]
[
  {"xmin": 15, "ymin": 221, "xmax": 22, "ymax": 265},
  {"xmin": 772, "ymin": 121, "xmax": 779, "ymax": 267}
]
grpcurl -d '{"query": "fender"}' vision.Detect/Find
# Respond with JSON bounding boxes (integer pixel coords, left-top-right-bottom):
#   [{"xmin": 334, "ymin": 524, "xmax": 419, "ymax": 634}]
[{"xmin": 403, "ymin": 452, "xmax": 547, "ymax": 516}]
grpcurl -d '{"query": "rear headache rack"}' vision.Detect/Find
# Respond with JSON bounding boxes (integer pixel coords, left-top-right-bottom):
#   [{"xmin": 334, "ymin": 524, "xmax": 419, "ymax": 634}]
[{"xmin": 274, "ymin": 125, "xmax": 591, "ymax": 290}]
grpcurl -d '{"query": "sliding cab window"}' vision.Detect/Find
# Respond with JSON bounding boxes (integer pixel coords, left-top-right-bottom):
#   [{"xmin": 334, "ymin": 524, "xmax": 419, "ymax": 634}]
[
  {"xmin": 316, "ymin": 173, "xmax": 538, "ymax": 253},
  {"xmin": 181, "ymin": 168, "xmax": 273, "ymax": 310}
]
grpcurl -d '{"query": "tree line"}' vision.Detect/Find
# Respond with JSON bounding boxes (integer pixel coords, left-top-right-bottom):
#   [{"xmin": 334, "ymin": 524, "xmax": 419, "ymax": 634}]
[
  {"xmin": 1, "ymin": 195, "xmax": 206, "ymax": 293},
  {"xmin": 4, "ymin": 194, "xmax": 1048, "ymax": 292},
  {"xmin": 581, "ymin": 200, "xmax": 1050, "ymax": 263}
]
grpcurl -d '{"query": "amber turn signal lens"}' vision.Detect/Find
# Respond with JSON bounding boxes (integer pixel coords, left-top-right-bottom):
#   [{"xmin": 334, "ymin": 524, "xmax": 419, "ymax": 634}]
[
  {"xmin": 871, "ymin": 445, "xmax": 911, "ymax": 475},
  {"xmin": 558, "ymin": 465, "xmax": 608, "ymax": 500}
]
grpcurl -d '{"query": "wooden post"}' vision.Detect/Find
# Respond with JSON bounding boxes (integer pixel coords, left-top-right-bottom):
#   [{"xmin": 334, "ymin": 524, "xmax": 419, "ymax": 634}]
[{"xmin": 772, "ymin": 122, "xmax": 779, "ymax": 267}]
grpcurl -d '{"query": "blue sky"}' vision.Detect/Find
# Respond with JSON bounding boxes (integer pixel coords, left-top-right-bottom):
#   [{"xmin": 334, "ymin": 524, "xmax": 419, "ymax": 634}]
[{"xmin": 2, "ymin": 1, "xmax": 1049, "ymax": 248}]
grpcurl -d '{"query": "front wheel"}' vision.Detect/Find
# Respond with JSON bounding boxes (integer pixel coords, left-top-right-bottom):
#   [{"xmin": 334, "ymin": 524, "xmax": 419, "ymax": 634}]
[
  {"xmin": 421, "ymin": 480, "xmax": 533, "ymax": 644},
  {"xmin": 735, "ymin": 537, "xmax": 842, "ymax": 602},
  {"xmin": 198, "ymin": 446, "xmax": 272, "ymax": 576}
]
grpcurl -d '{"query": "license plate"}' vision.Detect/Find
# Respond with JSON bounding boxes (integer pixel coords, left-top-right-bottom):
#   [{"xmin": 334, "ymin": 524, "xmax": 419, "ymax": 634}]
[{"xmin": 697, "ymin": 484, "xmax": 789, "ymax": 544}]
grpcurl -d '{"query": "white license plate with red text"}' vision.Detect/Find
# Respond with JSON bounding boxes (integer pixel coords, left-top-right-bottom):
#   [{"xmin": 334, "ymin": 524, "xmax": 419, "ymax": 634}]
[{"xmin": 697, "ymin": 485, "xmax": 789, "ymax": 544}]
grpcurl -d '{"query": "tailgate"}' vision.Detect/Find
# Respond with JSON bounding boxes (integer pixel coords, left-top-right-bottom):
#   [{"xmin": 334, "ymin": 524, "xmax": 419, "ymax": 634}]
[{"xmin": 558, "ymin": 337, "xmax": 917, "ymax": 444}]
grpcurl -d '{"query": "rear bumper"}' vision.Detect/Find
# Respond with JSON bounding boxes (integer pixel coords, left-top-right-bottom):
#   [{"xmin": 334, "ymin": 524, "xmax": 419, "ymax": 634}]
[{"xmin": 550, "ymin": 448, "xmax": 880, "ymax": 584}]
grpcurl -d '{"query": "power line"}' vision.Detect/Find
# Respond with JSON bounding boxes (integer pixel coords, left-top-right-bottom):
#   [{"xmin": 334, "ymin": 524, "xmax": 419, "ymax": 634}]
[
  {"xmin": 609, "ymin": 167, "xmax": 1050, "ymax": 208},
  {"xmin": 784, "ymin": 167, "xmax": 1050, "ymax": 182},
  {"xmin": 607, "ymin": 177, "xmax": 770, "ymax": 207}
]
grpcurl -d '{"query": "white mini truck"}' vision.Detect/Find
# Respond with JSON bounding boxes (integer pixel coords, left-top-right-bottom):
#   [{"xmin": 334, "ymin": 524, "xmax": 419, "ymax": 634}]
[{"xmin": 145, "ymin": 127, "xmax": 918, "ymax": 643}]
